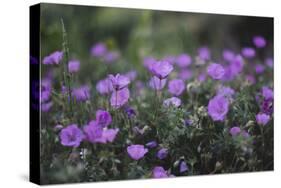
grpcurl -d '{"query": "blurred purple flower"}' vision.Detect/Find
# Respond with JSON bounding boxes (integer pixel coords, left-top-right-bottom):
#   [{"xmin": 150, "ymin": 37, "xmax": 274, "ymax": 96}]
[
  {"xmin": 178, "ymin": 69, "xmax": 192, "ymax": 81},
  {"xmin": 163, "ymin": 97, "xmax": 182, "ymax": 108},
  {"xmin": 217, "ymin": 86, "xmax": 235, "ymax": 98},
  {"xmin": 125, "ymin": 106, "xmax": 136, "ymax": 118},
  {"xmin": 180, "ymin": 161, "xmax": 189, "ymax": 173},
  {"xmin": 91, "ymin": 42, "xmax": 107, "ymax": 57},
  {"xmin": 207, "ymin": 63, "xmax": 225, "ymax": 80},
  {"xmin": 68, "ymin": 60, "xmax": 80, "ymax": 73},
  {"xmin": 241, "ymin": 47, "xmax": 256, "ymax": 58},
  {"xmin": 94, "ymin": 128, "xmax": 119, "ymax": 144},
  {"xmin": 125, "ymin": 70, "xmax": 137, "ymax": 81},
  {"xmin": 176, "ymin": 54, "xmax": 192, "ymax": 68},
  {"xmin": 229, "ymin": 126, "xmax": 241, "ymax": 137},
  {"xmin": 60, "ymin": 124, "xmax": 84, "ymax": 147},
  {"xmin": 255, "ymin": 64, "xmax": 265, "ymax": 74},
  {"xmin": 208, "ymin": 95, "xmax": 229, "ymax": 121},
  {"xmin": 253, "ymin": 36, "xmax": 266, "ymax": 48},
  {"xmin": 96, "ymin": 110, "xmax": 112, "ymax": 128},
  {"xmin": 110, "ymin": 87, "xmax": 130, "ymax": 108},
  {"xmin": 143, "ymin": 57, "xmax": 157, "ymax": 71},
  {"xmin": 96, "ymin": 78, "xmax": 113, "ymax": 95},
  {"xmin": 168, "ymin": 79, "xmax": 185, "ymax": 96},
  {"xmin": 149, "ymin": 76, "xmax": 167, "ymax": 90},
  {"xmin": 246, "ymin": 74, "xmax": 256, "ymax": 85},
  {"xmin": 198, "ymin": 47, "xmax": 210, "ymax": 61},
  {"xmin": 153, "ymin": 166, "xmax": 168, "ymax": 178},
  {"xmin": 43, "ymin": 51, "xmax": 63, "ymax": 65},
  {"xmin": 262, "ymin": 86, "xmax": 273, "ymax": 100},
  {"xmin": 198, "ymin": 72, "xmax": 207, "ymax": 82},
  {"xmin": 242, "ymin": 130, "xmax": 250, "ymax": 138},
  {"xmin": 157, "ymin": 148, "xmax": 168, "ymax": 159},
  {"xmin": 223, "ymin": 55, "xmax": 244, "ymax": 81},
  {"xmin": 41, "ymin": 78, "xmax": 52, "ymax": 102},
  {"xmin": 222, "ymin": 49, "xmax": 235, "ymax": 62},
  {"xmin": 256, "ymin": 113, "xmax": 270, "ymax": 126},
  {"xmin": 41, "ymin": 101, "xmax": 53, "ymax": 112},
  {"xmin": 83, "ymin": 120, "xmax": 103, "ymax": 143},
  {"xmin": 145, "ymin": 141, "xmax": 158, "ymax": 148},
  {"xmin": 72, "ymin": 85, "xmax": 90, "ymax": 102},
  {"xmin": 265, "ymin": 57, "xmax": 273, "ymax": 68},
  {"xmin": 261, "ymin": 98, "xmax": 273, "ymax": 115},
  {"xmin": 104, "ymin": 51, "xmax": 119, "ymax": 63},
  {"xmin": 163, "ymin": 55, "xmax": 176, "ymax": 65},
  {"xmin": 150, "ymin": 60, "xmax": 174, "ymax": 79},
  {"xmin": 127, "ymin": 144, "xmax": 148, "ymax": 160},
  {"xmin": 109, "ymin": 74, "xmax": 130, "ymax": 91}
]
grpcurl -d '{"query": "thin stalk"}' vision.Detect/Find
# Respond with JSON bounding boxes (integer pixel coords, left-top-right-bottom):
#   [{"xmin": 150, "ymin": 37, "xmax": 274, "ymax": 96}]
[{"xmin": 61, "ymin": 18, "xmax": 73, "ymax": 117}]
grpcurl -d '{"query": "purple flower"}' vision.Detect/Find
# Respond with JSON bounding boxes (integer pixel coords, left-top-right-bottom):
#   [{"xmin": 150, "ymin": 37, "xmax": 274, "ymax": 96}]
[
  {"xmin": 208, "ymin": 95, "xmax": 229, "ymax": 121},
  {"xmin": 145, "ymin": 141, "xmax": 158, "ymax": 148},
  {"xmin": 178, "ymin": 69, "xmax": 192, "ymax": 80},
  {"xmin": 198, "ymin": 72, "xmax": 207, "ymax": 82},
  {"xmin": 68, "ymin": 60, "xmax": 80, "ymax": 73},
  {"xmin": 262, "ymin": 86, "xmax": 273, "ymax": 100},
  {"xmin": 125, "ymin": 70, "xmax": 137, "ymax": 81},
  {"xmin": 83, "ymin": 120, "xmax": 103, "ymax": 143},
  {"xmin": 176, "ymin": 54, "xmax": 192, "ymax": 68},
  {"xmin": 163, "ymin": 97, "xmax": 182, "ymax": 108},
  {"xmin": 242, "ymin": 130, "xmax": 250, "ymax": 138},
  {"xmin": 72, "ymin": 85, "xmax": 90, "ymax": 102},
  {"xmin": 153, "ymin": 166, "xmax": 168, "ymax": 178},
  {"xmin": 222, "ymin": 49, "xmax": 235, "ymax": 62},
  {"xmin": 256, "ymin": 113, "xmax": 270, "ymax": 126},
  {"xmin": 253, "ymin": 36, "xmax": 266, "ymax": 48},
  {"xmin": 125, "ymin": 107, "xmax": 136, "ymax": 118},
  {"xmin": 217, "ymin": 86, "xmax": 235, "ymax": 98},
  {"xmin": 168, "ymin": 79, "xmax": 185, "ymax": 96},
  {"xmin": 207, "ymin": 63, "xmax": 225, "ymax": 80},
  {"xmin": 43, "ymin": 51, "xmax": 63, "ymax": 65},
  {"xmin": 91, "ymin": 42, "xmax": 107, "ymax": 57},
  {"xmin": 127, "ymin": 144, "xmax": 148, "ymax": 160},
  {"xmin": 265, "ymin": 58, "xmax": 273, "ymax": 68},
  {"xmin": 41, "ymin": 101, "xmax": 53, "ymax": 112},
  {"xmin": 104, "ymin": 51, "xmax": 119, "ymax": 63},
  {"xmin": 96, "ymin": 110, "xmax": 112, "ymax": 128},
  {"xmin": 110, "ymin": 87, "xmax": 130, "ymax": 108},
  {"xmin": 223, "ymin": 55, "xmax": 244, "ymax": 81},
  {"xmin": 261, "ymin": 98, "xmax": 273, "ymax": 115},
  {"xmin": 157, "ymin": 148, "xmax": 168, "ymax": 159},
  {"xmin": 93, "ymin": 128, "xmax": 119, "ymax": 144},
  {"xmin": 180, "ymin": 161, "xmax": 189, "ymax": 173},
  {"xmin": 246, "ymin": 74, "xmax": 256, "ymax": 85},
  {"xmin": 109, "ymin": 74, "xmax": 130, "ymax": 91},
  {"xmin": 229, "ymin": 126, "xmax": 241, "ymax": 136},
  {"xmin": 60, "ymin": 124, "xmax": 84, "ymax": 147},
  {"xmin": 96, "ymin": 78, "xmax": 113, "ymax": 95},
  {"xmin": 41, "ymin": 78, "xmax": 52, "ymax": 102},
  {"xmin": 255, "ymin": 64, "xmax": 265, "ymax": 74},
  {"xmin": 143, "ymin": 57, "xmax": 157, "ymax": 71},
  {"xmin": 241, "ymin": 47, "xmax": 256, "ymax": 58},
  {"xmin": 150, "ymin": 60, "xmax": 174, "ymax": 79},
  {"xmin": 149, "ymin": 76, "xmax": 167, "ymax": 90},
  {"xmin": 198, "ymin": 47, "xmax": 210, "ymax": 61}
]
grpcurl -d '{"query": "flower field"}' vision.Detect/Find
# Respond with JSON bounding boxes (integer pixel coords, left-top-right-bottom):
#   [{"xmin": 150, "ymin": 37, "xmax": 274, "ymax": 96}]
[{"xmin": 37, "ymin": 4, "xmax": 273, "ymax": 184}]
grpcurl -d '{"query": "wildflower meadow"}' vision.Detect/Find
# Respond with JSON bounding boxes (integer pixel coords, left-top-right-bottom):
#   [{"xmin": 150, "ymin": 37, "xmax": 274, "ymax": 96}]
[{"xmin": 36, "ymin": 4, "xmax": 273, "ymax": 184}]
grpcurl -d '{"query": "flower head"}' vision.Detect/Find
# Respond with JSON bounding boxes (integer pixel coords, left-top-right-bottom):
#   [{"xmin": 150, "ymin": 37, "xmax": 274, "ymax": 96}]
[
  {"xmin": 150, "ymin": 60, "xmax": 173, "ymax": 79},
  {"xmin": 127, "ymin": 144, "xmax": 148, "ymax": 160},
  {"xmin": 198, "ymin": 47, "xmax": 210, "ymax": 61},
  {"xmin": 153, "ymin": 166, "xmax": 168, "ymax": 178},
  {"xmin": 256, "ymin": 113, "xmax": 270, "ymax": 126},
  {"xmin": 149, "ymin": 76, "xmax": 167, "ymax": 90},
  {"xmin": 262, "ymin": 86, "xmax": 273, "ymax": 100},
  {"xmin": 96, "ymin": 78, "xmax": 113, "ymax": 95},
  {"xmin": 265, "ymin": 58, "xmax": 273, "ymax": 68},
  {"xmin": 157, "ymin": 148, "xmax": 168, "ymax": 159},
  {"xmin": 255, "ymin": 64, "xmax": 265, "ymax": 74},
  {"xmin": 41, "ymin": 78, "xmax": 52, "ymax": 102},
  {"xmin": 178, "ymin": 69, "xmax": 192, "ymax": 80},
  {"xmin": 91, "ymin": 42, "xmax": 107, "ymax": 57},
  {"xmin": 241, "ymin": 47, "xmax": 256, "ymax": 58},
  {"xmin": 222, "ymin": 49, "xmax": 235, "ymax": 62},
  {"xmin": 68, "ymin": 60, "xmax": 80, "ymax": 73},
  {"xmin": 176, "ymin": 54, "xmax": 192, "ymax": 68},
  {"xmin": 217, "ymin": 86, "xmax": 235, "ymax": 98},
  {"xmin": 60, "ymin": 124, "xmax": 84, "ymax": 147},
  {"xmin": 208, "ymin": 95, "xmax": 229, "ymax": 121},
  {"xmin": 109, "ymin": 74, "xmax": 130, "ymax": 90},
  {"xmin": 110, "ymin": 87, "xmax": 130, "ymax": 108},
  {"xmin": 168, "ymin": 79, "xmax": 185, "ymax": 96},
  {"xmin": 253, "ymin": 36, "xmax": 266, "ymax": 48},
  {"xmin": 96, "ymin": 110, "xmax": 112, "ymax": 128},
  {"xmin": 83, "ymin": 120, "xmax": 103, "ymax": 143},
  {"xmin": 163, "ymin": 97, "xmax": 182, "ymax": 108},
  {"xmin": 180, "ymin": 161, "xmax": 189, "ymax": 173},
  {"xmin": 104, "ymin": 51, "xmax": 119, "ymax": 63},
  {"xmin": 72, "ymin": 85, "xmax": 90, "ymax": 102},
  {"xmin": 207, "ymin": 63, "xmax": 225, "ymax": 80},
  {"xmin": 93, "ymin": 128, "xmax": 119, "ymax": 144},
  {"xmin": 229, "ymin": 126, "xmax": 241, "ymax": 137},
  {"xmin": 43, "ymin": 51, "xmax": 63, "ymax": 65}
]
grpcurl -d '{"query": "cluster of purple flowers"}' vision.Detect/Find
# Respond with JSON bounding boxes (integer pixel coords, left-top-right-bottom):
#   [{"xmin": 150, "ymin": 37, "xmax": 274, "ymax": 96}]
[{"xmin": 91, "ymin": 42, "xmax": 120, "ymax": 63}]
